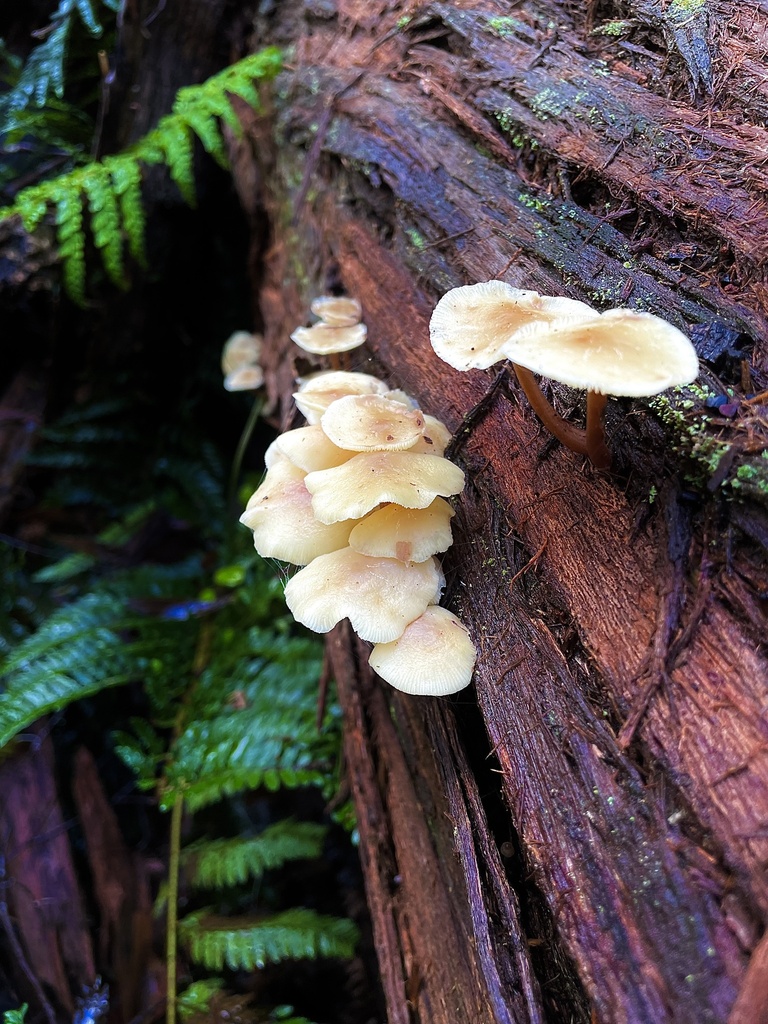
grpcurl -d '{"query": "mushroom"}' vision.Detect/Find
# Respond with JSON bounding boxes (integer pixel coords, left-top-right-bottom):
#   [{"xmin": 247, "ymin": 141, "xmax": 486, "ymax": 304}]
[
  {"xmin": 266, "ymin": 424, "xmax": 356, "ymax": 472},
  {"xmin": 349, "ymin": 498, "xmax": 455, "ymax": 562},
  {"xmin": 223, "ymin": 365, "xmax": 265, "ymax": 392},
  {"xmin": 429, "ymin": 280, "xmax": 595, "ymax": 370},
  {"xmin": 304, "ymin": 451, "xmax": 465, "ymax": 524},
  {"xmin": 501, "ymin": 308, "xmax": 700, "ymax": 468},
  {"xmin": 429, "ymin": 282, "xmax": 699, "ymax": 468},
  {"xmin": 408, "ymin": 414, "xmax": 452, "ymax": 456},
  {"xmin": 221, "ymin": 330, "xmax": 262, "ymax": 375},
  {"xmin": 294, "ymin": 371, "xmax": 389, "ymax": 424},
  {"xmin": 291, "ymin": 322, "xmax": 367, "ymax": 355},
  {"xmin": 368, "ymin": 606, "xmax": 476, "ymax": 695},
  {"xmin": 284, "ymin": 548, "xmax": 444, "ymax": 643},
  {"xmin": 239, "ymin": 462, "xmax": 355, "ymax": 565},
  {"xmin": 310, "ymin": 295, "xmax": 362, "ymax": 326},
  {"xmin": 320, "ymin": 394, "xmax": 426, "ymax": 452}
]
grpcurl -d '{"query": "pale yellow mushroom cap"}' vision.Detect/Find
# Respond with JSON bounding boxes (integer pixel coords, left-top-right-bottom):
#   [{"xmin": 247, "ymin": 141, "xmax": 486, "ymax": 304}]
[
  {"xmin": 304, "ymin": 452, "xmax": 465, "ymax": 524},
  {"xmin": 408, "ymin": 414, "xmax": 452, "ymax": 456},
  {"xmin": 349, "ymin": 498, "xmax": 455, "ymax": 562},
  {"xmin": 291, "ymin": 322, "xmax": 367, "ymax": 355},
  {"xmin": 310, "ymin": 295, "xmax": 362, "ymax": 326},
  {"xmin": 239, "ymin": 462, "xmax": 354, "ymax": 565},
  {"xmin": 266, "ymin": 425, "xmax": 357, "ymax": 473},
  {"xmin": 221, "ymin": 331, "xmax": 262, "ymax": 375},
  {"xmin": 321, "ymin": 394, "xmax": 426, "ymax": 452},
  {"xmin": 294, "ymin": 371, "xmax": 389, "ymax": 424},
  {"xmin": 502, "ymin": 308, "xmax": 700, "ymax": 396},
  {"xmin": 284, "ymin": 548, "xmax": 444, "ymax": 643},
  {"xmin": 368, "ymin": 606, "xmax": 477, "ymax": 695},
  {"xmin": 223, "ymin": 365, "xmax": 265, "ymax": 392},
  {"xmin": 429, "ymin": 280, "xmax": 596, "ymax": 370}
]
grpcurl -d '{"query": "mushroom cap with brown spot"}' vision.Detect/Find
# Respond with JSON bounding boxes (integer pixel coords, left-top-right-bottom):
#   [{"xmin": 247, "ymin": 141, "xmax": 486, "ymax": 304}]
[
  {"xmin": 502, "ymin": 308, "xmax": 700, "ymax": 396},
  {"xmin": 349, "ymin": 498, "xmax": 455, "ymax": 562},
  {"xmin": 221, "ymin": 331, "xmax": 262, "ymax": 375},
  {"xmin": 429, "ymin": 280, "xmax": 596, "ymax": 370},
  {"xmin": 321, "ymin": 394, "xmax": 426, "ymax": 452},
  {"xmin": 310, "ymin": 295, "xmax": 362, "ymax": 326},
  {"xmin": 369, "ymin": 606, "xmax": 477, "ymax": 695},
  {"xmin": 223, "ymin": 365, "xmax": 265, "ymax": 392},
  {"xmin": 284, "ymin": 548, "xmax": 444, "ymax": 642},
  {"xmin": 304, "ymin": 451, "xmax": 465, "ymax": 524},
  {"xmin": 239, "ymin": 462, "xmax": 355, "ymax": 565},
  {"xmin": 267, "ymin": 425, "xmax": 357, "ymax": 472},
  {"xmin": 294, "ymin": 371, "xmax": 389, "ymax": 424},
  {"xmin": 291, "ymin": 322, "xmax": 367, "ymax": 355},
  {"xmin": 408, "ymin": 414, "xmax": 452, "ymax": 456}
]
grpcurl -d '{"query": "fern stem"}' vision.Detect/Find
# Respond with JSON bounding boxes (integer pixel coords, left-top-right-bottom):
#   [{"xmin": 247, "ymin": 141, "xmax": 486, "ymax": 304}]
[
  {"xmin": 166, "ymin": 793, "xmax": 184, "ymax": 1024},
  {"xmin": 227, "ymin": 396, "xmax": 263, "ymax": 541}
]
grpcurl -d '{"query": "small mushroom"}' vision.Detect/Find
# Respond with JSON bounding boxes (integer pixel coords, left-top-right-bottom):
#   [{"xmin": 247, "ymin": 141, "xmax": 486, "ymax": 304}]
[
  {"xmin": 501, "ymin": 308, "xmax": 700, "ymax": 468},
  {"xmin": 221, "ymin": 331, "xmax": 262, "ymax": 375},
  {"xmin": 304, "ymin": 451, "xmax": 465, "ymax": 524},
  {"xmin": 368, "ymin": 606, "xmax": 476, "ymax": 695},
  {"xmin": 294, "ymin": 371, "xmax": 389, "ymax": 424},
  {"xmin": 291, "ymin": 322, "xmax": 367, "ymax": 355},
  {"xmin": 310, "ymin": 295, "xmax": 363, "ymax": 326},
  {"xmin": 223, "ymin": 365, "xmax": 265, "ymax": 392},
  {"xmin": 267, "ymin": 425, "xmax": 357, "ymax": 472},
  {"xmin": 349, "ymin": 498, "xmax": 455, "ymax": 562},
  {"xmin": 429, "ymin": 280, "xmax": 595, "ymax": 370},
  {"xmin": 321, "ymin": 394, "xmax": 426, "ymax": 452},
  {"xmin": 239, "ymin": 462, "xmax": 354, "ymax": 565},
  {"xmin": 284, "ymin": 548, "xmax": 444, "ymax": 643}
]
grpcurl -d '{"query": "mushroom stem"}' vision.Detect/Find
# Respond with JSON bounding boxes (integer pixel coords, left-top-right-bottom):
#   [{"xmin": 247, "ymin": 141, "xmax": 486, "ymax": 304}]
[
  {"xmin": 512, "ymin": 365, "xmax": 611, "ymax": 468},
  {"xmin": 585, "ymin": 391, "xmax": 611, "ymax": 469}
]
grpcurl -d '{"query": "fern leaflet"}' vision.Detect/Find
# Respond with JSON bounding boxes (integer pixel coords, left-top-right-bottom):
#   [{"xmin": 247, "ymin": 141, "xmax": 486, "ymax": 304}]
[
  {"xmin": 179, "ymin": 908, "xmax": 359, "ymax": 972},
  {"xmin": 183, "ymin": 821, "xmax": 327, "ymax": 889}
]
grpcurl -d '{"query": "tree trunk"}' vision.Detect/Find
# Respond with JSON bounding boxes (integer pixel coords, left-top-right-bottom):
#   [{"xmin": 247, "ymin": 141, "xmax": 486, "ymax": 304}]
[{"xmin": 231, "ymin": 1, "xmax": 768, "ymax": 1022}]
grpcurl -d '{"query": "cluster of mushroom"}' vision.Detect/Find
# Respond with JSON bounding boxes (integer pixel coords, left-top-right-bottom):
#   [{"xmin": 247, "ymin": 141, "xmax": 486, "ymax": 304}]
[
  {"xmin": 239, "ymin": 304, "xmax": 477, "ymax": 696},
  {"xmin": 221, "ymin": 330, "xmax": 264, "ymax": 392},
  {"xmin": 290, "ymin": 295, "xmax": 368, "ymax": 355},
  {"xmin": 429, "ymin": 281, "xmax": 700, "ymax": 468}
]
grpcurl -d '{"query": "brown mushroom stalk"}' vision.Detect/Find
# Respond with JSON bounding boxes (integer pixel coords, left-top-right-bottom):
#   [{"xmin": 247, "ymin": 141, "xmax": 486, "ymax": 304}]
[{"xmin": 513, "ymin": 365, "xmax": 611, "ymax": 468}]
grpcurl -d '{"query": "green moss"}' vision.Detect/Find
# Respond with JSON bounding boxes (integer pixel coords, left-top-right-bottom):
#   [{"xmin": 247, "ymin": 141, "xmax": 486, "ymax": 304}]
[
  {"xmin": 405, "ymin": 226, "xmax": 427, "ymax": 251},
  {"xmin": 668, "ymin": 0, "xmax": 707, "ymax": 14},
  {"xmin": 518, "ymin": 190, "xmax": 549, "ymax": 213},
  {"xmin": 591, "ymin": 20, "xmax": 632, "ymax": 37},
  {"xmin": 486, "ymin": 15, "xmax": 527, "ymax": 40}
]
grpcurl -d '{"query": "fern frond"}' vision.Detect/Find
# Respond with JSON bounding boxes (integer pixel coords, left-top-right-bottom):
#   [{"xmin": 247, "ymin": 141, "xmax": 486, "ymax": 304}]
[
  {"xmin": 3, "ymin": 1006, "xmax": 28, "ymax": 1024},
  {"xmin": 81, "ymin": 162, "xmax": 127, "ymax": 289},
  {"xmin": 183, "ymin": 820, "xmax": 327, "ymax": 889},
  {"xmin": 0, "ymin": 45, "xmax": 282, "ymax": 302},
  {"xmin": 179, "ymin": 908, "xmax": 358, "ymax": 971},
  {"xmin": 176, "ymin": 980, "xmax": 225, "ymax": 1023},
  {"xmin": 2, "ymin": 0, "xmax": 109, "ymax": 115}
]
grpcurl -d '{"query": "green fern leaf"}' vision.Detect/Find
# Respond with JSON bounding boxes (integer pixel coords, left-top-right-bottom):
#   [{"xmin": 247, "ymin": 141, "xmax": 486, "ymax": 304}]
[
  {"xmin": 3, "ymin": 1006, "xmax": 28, "ymax": 1024},
  {"xmin": 179, "ymin": 908, "xmax": 358, "ymax": 971},
  {"xmin": 177, "ymin": 980, "xmax": 225, "ymax": 1023},
  {"xmin": 183, "ymin": 820, "xmax": 327, "ymax": 889},
  {"xmin": 173, "ymin": 87, "xmax": 229, "ymax": 168},
  {"xmin": 53, "ymin": 182, "xmax": 86, "ymax": 305},
  {"xmin": 106, "ymin": 156, "xmax": 147, "ymax": 267},
  {"xmin": 13, "ymin": 190, "xmax": 50, "ymax": 233},
  {"xmin": 81, "ymin": 163, "xmax": 126, "ymax": 288},
  {"xmin": 155, "ymin": 117, "xmax": 196, "ymax": 206},
  {"xmin": 72, "ymin": 0, "xmax": 106, "ymax": 36}
]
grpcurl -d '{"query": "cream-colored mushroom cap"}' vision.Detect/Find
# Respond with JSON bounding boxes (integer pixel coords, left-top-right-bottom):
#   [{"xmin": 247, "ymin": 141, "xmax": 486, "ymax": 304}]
[
  {"xmin": 310, "ymin": 295, "xmax": 362, "ymax": 326},
  {"xmin": 408, "ymin": 415, "xmax": 452, "ymax": 456},
  {"xmin": 239, "ymin": 462, "xmax": 354, "ymax": 565},
  {"xmin": 223, "ymin": 365, "xmax": 265, "ymax": 392},
  {"xmin": 284, "ymin": 549, "xmax": 444, "ymax": 643},
  {"xmin": 501, "ymin": 308, "xmax": 700, "ymax": 396},
  {"xmin": 305, "ymin": 452, "xmax": 465, "ymax": 524},
  {"xmin": 369, "ymin": 606, "xmax": 477, "ymax": 695},
  {"xmin": 349, "ymin": 498, "xmax": 455, "ymax": 562},
  {"xmin": 429, "ymin": 280, "xmax": 596, "ymax": 370},
  {"xmin": 294, "ymin": 371, "xmax": 389, "ymax": 424},
  {"xmin": 291, "ymin": 322, "xmax": 367, "ymax": 355},
  {"xmin": 321, "ymin": 394, "xmax": 426, "ymax": 452},
  {"xmin": 267, "ymin": 425, "xmax": 356, "ymax": 472},
  {"xmin": 221, "ymin": 331, "xmax": 262, "ymax": 375}
]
